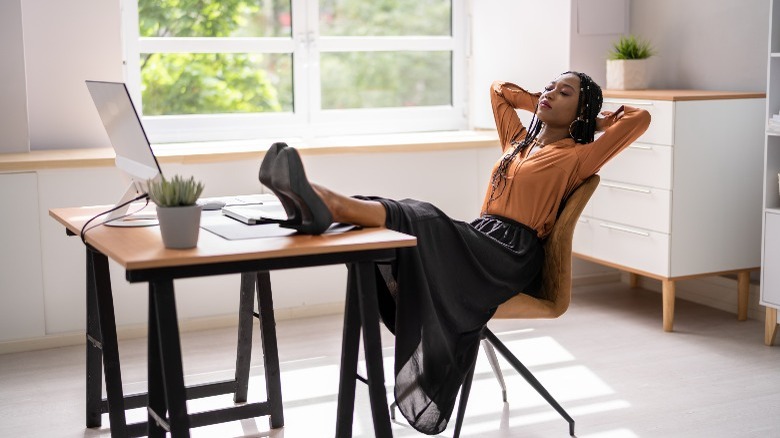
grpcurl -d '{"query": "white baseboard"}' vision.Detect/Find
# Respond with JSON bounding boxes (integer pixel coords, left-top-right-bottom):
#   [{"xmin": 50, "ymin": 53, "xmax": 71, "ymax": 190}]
[
  {"xmin": 0, "ymin": 301, "xmax": 345, "ymax": 355},
  {"xmin": 0, "ymin": 273, "xmax": 637, "ymax": 355}
]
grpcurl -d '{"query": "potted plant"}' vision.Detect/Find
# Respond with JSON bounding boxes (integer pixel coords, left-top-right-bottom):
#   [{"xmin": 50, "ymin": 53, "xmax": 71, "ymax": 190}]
[
  {"xmin": 606, "ymin": 34, "xmax": 655, "ymax": 90},
  {"xmin": 147, "ymin": 175, "xmax": 205, "ymax": 249}
]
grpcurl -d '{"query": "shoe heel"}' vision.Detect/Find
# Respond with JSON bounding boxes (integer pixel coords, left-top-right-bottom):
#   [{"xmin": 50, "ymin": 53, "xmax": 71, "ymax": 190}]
[
  {"xmin": 259, "ymin": 142, "xmax": 301, "ymax": 225},
  {"xmin": 272, "ymin": 148, "xmax": 333, "ymax": 235}
]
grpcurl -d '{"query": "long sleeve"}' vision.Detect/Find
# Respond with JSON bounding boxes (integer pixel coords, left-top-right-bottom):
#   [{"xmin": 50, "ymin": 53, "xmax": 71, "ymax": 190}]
[
  {"xmin": 576, "ymin": 105, "xmax": 652, "ymax": 178},
  {"xmin": 491, "ymin": 81, "xmax": 541, "ymax": 152}
]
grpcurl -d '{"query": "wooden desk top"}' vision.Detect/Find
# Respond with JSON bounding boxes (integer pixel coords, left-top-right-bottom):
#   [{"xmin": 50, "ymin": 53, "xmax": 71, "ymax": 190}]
[
  {"xmin": 50, "ymin": 206, "xmax": 416, "ymax": 271},
  {"xmin": 602, "ymin": 89, "xmax": 765, "ymax": 101}
]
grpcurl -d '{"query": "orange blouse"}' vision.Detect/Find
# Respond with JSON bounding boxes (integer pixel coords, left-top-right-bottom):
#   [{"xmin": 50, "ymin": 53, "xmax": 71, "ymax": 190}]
[{"xmin": 481, "ymin": 81, "xmax": 651, "ymax": 239}]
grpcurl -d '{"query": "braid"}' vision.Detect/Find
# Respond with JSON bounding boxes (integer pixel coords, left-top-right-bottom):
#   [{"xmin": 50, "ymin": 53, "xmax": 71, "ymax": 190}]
[
  {"xmin": 488, "ymin": 108, "xmax": 543, "ymax": 202},
  {"xmin": 564, "ymin": 71, "xmax": 603, "ymax": 144}
]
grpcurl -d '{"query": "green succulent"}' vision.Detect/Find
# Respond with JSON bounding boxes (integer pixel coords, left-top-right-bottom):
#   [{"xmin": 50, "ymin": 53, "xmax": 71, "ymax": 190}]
[
  {"xmin": 608, "ymin": 35, "xmax": 655, "ymax": 60},
  {"xmin": 147, "ymin": 175, "xmax": 204, "ymax": 207}
]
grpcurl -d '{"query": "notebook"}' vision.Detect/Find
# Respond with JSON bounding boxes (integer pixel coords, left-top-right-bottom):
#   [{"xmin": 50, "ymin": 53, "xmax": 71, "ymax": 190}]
[{"xmin": 221, "ymin": 200, "xmax": 288, "ymax": 225}]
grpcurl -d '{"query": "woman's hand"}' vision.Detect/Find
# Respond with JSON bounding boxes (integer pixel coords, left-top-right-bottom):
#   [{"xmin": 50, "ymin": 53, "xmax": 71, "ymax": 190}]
[{"xmin": 595, "ymin": 106, "xmax": 625, "ymax": 132}]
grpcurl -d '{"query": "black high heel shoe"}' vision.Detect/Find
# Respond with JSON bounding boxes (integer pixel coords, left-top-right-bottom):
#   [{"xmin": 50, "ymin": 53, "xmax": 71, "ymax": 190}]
[
  {"xmin": 258, "ymin": 142, "xmax": 301, "ymax": 225},
  {"xmin": 271, "ymin": 147, "xmax": 333, "ymax": 235}
]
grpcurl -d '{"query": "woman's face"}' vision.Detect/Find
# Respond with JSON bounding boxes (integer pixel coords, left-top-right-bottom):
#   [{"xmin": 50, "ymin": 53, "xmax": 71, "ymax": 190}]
[{"xmin": 537, "ymin": 73, "xmax": 581, "ymax": 128}]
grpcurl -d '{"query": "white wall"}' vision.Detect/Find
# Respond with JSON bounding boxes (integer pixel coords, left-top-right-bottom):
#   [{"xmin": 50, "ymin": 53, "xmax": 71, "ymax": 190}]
[
  {"xmin": 630, "ymin": 0, "xmax": 769, "ymax": 91},
  {"xmin": 0, "ymin": 0, "xmax": 29, "ymax": 153},
  {"xmin": 469, "ymin": 0, "xmax": 572, "ymax": 129},
  {"xmin": 20, "ymin": 0, "xmax": 123, "ymax": 151},
  {"xmin": 469, "ymin": 0, "xmax": 629, "ymax": 129}
]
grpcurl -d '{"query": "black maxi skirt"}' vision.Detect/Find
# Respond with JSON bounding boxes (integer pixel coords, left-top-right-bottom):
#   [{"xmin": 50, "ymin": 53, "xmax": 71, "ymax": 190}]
[{"xmin": 362, "ymin": 197, "xmax": 545, "ymax": 435}]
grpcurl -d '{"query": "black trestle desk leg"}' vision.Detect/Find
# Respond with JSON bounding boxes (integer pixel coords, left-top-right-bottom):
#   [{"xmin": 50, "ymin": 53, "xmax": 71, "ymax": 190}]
[
  {"xmin": 355, "ymin": 261, "xmax": 392, "ymax": 438},
  {"xmin": 335, "ymin": 265, "xmax": 362, "ymax": 437},
  {"xmin": 89, "ymin": 248, "xmax": 128, "ymax": 435},
  {"xmin": 85, "ymin": 248, "xmax": 102, "ymax": 428},
  {"xmin": 151, "ymin": 280, "xmax": 191, "ymax": 437},
  {"xmin": 256, "ymin": 271, "xmax": 284, "ymax": 428},
  {"xmin": 147, "ymin": 283, "xmax": 167, "ymax": 438},
  {"xmin": 234, "ymin": 272, "xmax": 256, "ymax": 404}
]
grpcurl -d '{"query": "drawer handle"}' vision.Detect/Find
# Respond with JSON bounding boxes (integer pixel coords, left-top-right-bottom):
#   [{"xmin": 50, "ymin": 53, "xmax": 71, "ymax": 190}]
[
  {"xmin": 599, "ymin": 223, "xmax": 651, "ymax": 237},
  {"xmin": 628, "ymin": 144, "xmax": 653, "ymax": 151},
  {"xmin": 601, "ymin": 182, "xmax": 652, "ymax": 194}
]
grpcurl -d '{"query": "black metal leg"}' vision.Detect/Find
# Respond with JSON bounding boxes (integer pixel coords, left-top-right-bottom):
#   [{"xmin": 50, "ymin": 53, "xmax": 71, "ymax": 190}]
[
  {"xmin": 151, "ymin": 280, "xmax": 191, "ymax": 437},
  {"xmin": 89, "ymin": 248, "xmax": 128, "ymax": 435},
  {"xmin": 335, "ymin": 266, "xmax": 362, "ymax": 437},
  {"xmin": 484, "ymin": 329, "xmax": 575, "ymax": 436},
  {"xmin": 452, "ymin": 354, "xmax": 478, "ymax": 438},
  {"xmin": 256, "ymin": 271, "xmax": 284, "ymax": 429},
  {"xmin": 85, "ymin": 249, "xmax": 103, "ymax": 428},
  {"xmin": 234, "ymin": 272, "xmax": 256, "ymax": 403},
  {"xmin": 147, "ymin": 284, "xmax": 167, "ymax": 438},
  {"xmin": 354, "ymin": 262, "xmax": 392, "ymax": 438}
]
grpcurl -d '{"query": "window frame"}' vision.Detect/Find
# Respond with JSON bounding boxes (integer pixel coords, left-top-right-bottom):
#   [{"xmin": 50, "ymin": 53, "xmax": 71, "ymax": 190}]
[{"xmin": 121, "ymin": 0, "xmax": 468, "ymax": 144}]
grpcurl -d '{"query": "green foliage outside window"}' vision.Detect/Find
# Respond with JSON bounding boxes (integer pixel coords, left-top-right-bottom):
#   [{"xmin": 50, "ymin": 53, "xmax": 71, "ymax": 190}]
[
  {"xmin": 138, "ymin": 0, "xmax": 452, "ymax": 116},
  {"xmin": 138, "ymin": 0, "xmax": 291, "ymax": 115}
]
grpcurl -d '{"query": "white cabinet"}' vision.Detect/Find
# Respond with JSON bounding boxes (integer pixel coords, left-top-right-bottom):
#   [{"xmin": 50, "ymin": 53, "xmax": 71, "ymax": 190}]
[
  {"xmin": 0, "ymin": 172, "xmax": 46, "ymax": 342},
  {"xmin": 574, "ymin": 90, "xmax": 765, "ymax": 332},
  {"xmin": 762, "ymin": 212, "xmax": 780, "ymax": 308},
  {"xmin": 761, "ymin": 0, "xmax": 780, "ymax": 346}
]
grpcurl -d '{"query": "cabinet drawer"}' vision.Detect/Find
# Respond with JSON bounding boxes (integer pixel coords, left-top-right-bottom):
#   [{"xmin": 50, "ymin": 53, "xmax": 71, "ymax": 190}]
[
  {"xmin": 589, "ymin": 218, "xmax": 670, "ymax": 276},
  {"xmin": 603, "ymin": 98, "xmax": 674, "ymax": 146},
  {"xmin": 598, "ymin": 143, "xmax": 672, "ymax": 190},
  {"xmin": 572, "ymin": 216, "xmax": 593, "ymax": 254},
  {"xmin": 762, "ymin": 211, "xmax": 780, "ymax": 307},
  {"xmin": 590, "ymin": 182, "xmax": 671, "ymax": 233}
]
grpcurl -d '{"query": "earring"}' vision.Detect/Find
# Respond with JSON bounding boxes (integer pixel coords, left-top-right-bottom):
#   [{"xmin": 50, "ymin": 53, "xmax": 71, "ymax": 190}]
[{"xmin": 569, "ymin": 118, "xmax": 584, "ymax": 141}]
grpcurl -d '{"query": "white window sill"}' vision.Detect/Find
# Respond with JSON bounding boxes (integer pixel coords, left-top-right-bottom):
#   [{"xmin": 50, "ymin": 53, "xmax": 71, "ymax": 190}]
[{"xmin": 0, "ymin": 130, "xmax": 499, "ymax": 172}]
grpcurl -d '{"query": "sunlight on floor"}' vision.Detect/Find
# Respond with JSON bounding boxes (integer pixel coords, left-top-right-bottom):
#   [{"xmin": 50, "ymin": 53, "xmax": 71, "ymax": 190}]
[
  {"xmin": 98, "ymin": 328, "xmax": 639, "ymax": 437},
  {"xmin": 580, "ymin": 428, "xmax": 642, "ymax": 438}
]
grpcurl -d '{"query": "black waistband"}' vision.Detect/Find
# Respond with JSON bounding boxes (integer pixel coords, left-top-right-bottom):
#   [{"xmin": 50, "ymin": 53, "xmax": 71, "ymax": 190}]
[{"xmin": 478, "ymin": 214, "xmax": 540, "ymax": 238}]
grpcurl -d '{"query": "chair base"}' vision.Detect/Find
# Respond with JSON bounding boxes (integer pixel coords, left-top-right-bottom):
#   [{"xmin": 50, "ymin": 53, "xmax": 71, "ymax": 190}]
[{"xmin": 452, "ymin": 328, "xmax": 575, "ymax": 437}]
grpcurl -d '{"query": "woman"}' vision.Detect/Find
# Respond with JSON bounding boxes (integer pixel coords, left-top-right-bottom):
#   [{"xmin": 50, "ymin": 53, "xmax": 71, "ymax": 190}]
[{"xmin": 260, "ymin": 71, "xmax": 651, "ymax": 434}]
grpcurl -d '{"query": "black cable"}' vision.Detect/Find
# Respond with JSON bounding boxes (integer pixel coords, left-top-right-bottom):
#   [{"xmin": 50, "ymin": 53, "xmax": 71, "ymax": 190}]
[{"xmin": 79, "ymin": 193, "xmax": 150, "ymax": 245}]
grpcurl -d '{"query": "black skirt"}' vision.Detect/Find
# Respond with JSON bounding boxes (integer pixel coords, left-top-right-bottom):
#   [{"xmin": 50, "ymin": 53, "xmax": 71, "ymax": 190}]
[{"xmin": 363, "ymin": 197, "xmax": 544, "ymax": 435}]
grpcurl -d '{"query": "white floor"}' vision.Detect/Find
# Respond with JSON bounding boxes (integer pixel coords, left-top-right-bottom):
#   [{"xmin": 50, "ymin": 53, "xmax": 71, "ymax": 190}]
[{"xmin": 1, "ymin": 281, "xmax": 779, "ymax": 437}]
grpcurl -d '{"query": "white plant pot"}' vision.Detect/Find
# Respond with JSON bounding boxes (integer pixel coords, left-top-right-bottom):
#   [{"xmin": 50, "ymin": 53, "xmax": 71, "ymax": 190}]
[
  {"xmin": 156, "ymin": 205, "xmax": 202, "ymax": 249},
  {"xmin": 606, "ymin": 59, "xmax": 649, "ymax": 90}
]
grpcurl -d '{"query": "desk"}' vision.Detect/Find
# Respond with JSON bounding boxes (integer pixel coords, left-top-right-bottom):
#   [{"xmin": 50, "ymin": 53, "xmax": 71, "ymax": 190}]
[{"xmin": 50, "ymin": 206, "xmax": 416, "ymax": 437}]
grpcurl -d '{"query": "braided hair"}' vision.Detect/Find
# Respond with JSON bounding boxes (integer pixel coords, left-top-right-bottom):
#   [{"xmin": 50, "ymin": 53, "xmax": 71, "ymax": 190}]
[
  {"xmin": 487, "ymin": 71, "xmax": 603, "ymax": 203},
  {"xmin": 565, "ymin": 71, "xmax": 603, "ymax": 144}
]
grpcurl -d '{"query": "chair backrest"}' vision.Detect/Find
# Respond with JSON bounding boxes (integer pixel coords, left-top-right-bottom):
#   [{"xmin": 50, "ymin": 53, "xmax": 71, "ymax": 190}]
[{"xmin": 492, "ymin": 174, "xmax": 600, "ymax": 319}]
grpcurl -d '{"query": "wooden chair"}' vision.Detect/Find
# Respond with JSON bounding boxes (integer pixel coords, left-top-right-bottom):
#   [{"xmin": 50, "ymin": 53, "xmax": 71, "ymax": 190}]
[{"xmin": 452, "ymin": 174, "xmax": 600, "ymax": 437}]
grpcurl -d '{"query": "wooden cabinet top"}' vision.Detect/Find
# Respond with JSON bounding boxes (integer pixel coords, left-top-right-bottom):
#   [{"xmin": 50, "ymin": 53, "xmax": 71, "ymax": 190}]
[{"xmin": 603, "ymin": 89, "xmax": 765, "ymax": 101}]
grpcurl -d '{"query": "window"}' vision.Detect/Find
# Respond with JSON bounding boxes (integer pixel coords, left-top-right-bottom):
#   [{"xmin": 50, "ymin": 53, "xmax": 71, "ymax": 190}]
[{"xmin": 122, "ymin": 0, "xmax": 467, "ymax": 144}]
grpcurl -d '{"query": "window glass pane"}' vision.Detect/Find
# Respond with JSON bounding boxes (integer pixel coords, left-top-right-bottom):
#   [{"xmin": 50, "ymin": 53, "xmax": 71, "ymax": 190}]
[
  {"xmin": 320, "ymin": 0, "xmax": 451, "ymax": 36},
  {"xmin": 320, "ymin": 51, "xmax": 451, "ymax": 109},
  {"xmin": 138, "ymin": 0, "xmax": 292, "ymax": 38},
  {"xmin": 140, "ymin": 53, "xmax": 293, "ymax": 115}
]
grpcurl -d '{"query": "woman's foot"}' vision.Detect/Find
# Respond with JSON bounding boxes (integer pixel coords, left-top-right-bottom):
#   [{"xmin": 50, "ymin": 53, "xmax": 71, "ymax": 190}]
[
  {"xmin": 258, "ymin": 142, "xmax": 300, "ymax": 225},
  {"xmin": 271, "ymin": 147, "xmax": 334, "ymax": 235}
]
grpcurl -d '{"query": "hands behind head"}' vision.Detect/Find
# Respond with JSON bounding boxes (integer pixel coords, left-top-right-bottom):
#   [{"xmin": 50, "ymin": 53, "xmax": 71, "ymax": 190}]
[{"xmin": 595, "ymin": 106, "xmax": 625, "ymax": 132}]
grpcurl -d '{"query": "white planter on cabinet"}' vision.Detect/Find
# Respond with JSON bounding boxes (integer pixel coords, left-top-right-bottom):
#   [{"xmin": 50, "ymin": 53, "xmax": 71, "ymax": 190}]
[{"xmin": 606, "ymin": 59, "xmax": 649, "ymax": 90}]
